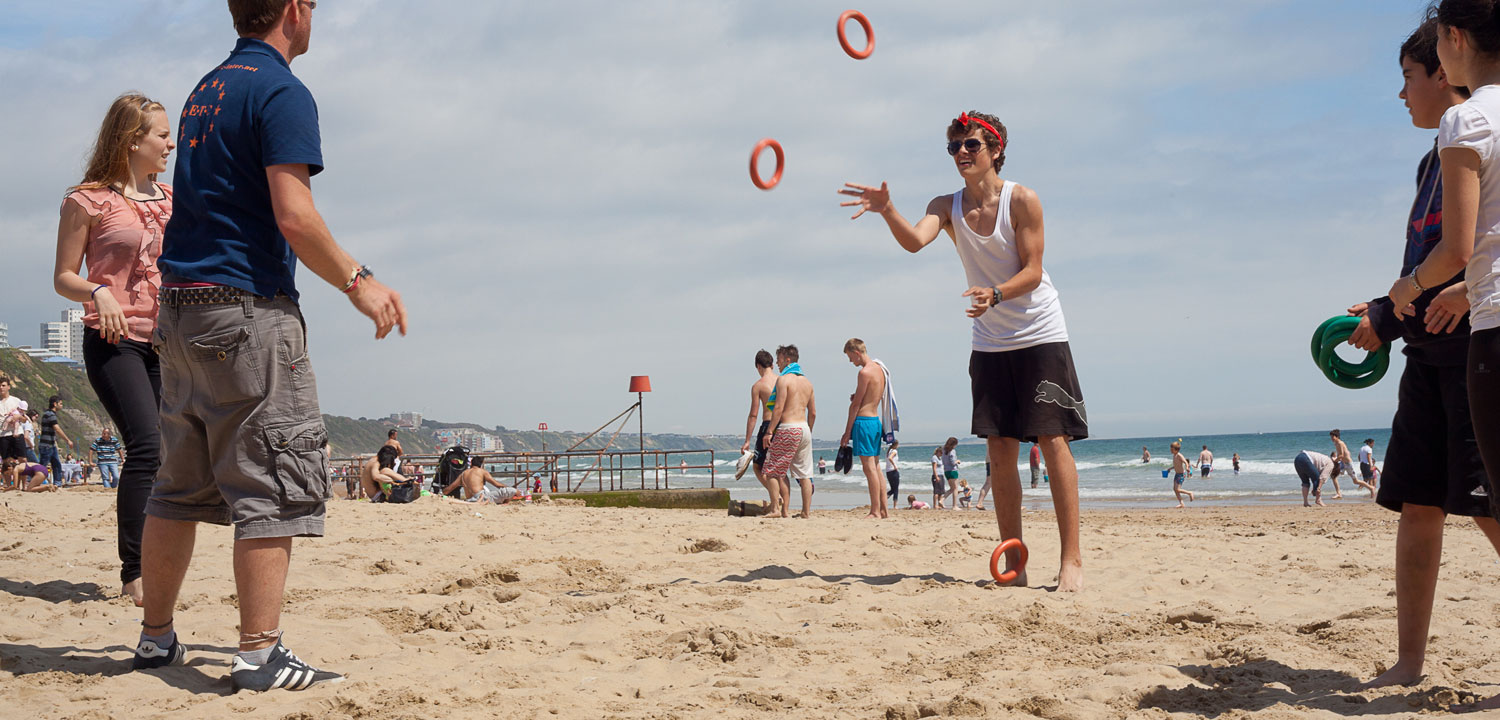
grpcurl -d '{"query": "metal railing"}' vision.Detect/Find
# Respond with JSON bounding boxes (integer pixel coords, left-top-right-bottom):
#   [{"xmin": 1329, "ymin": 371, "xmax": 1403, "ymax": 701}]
[{"xmin": 330, "ymin": 448, "xmax": 717, "ymax": 493}]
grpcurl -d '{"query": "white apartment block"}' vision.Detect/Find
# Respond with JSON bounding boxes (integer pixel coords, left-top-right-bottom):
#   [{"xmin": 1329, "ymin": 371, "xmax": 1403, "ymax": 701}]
[
  {"xmin": 39, "ymin": 309, "xmax": 85, "ymax": 363},
  {"xmin": 0, "ymin": 322, "xmax": 8, "ymax": 348}
]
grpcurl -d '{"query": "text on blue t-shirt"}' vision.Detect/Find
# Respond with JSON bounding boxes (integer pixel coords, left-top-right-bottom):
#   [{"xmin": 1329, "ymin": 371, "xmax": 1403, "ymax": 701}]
[{"xmin": 161, "ymin": 38, "xmax": 323, "ymax": 301}]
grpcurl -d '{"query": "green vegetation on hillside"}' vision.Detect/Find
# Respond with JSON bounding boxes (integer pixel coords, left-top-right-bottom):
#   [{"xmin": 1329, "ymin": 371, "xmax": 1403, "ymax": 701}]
[{"xmin": 0, "ymin": 349, "xmax": 112, "ymax": 452}]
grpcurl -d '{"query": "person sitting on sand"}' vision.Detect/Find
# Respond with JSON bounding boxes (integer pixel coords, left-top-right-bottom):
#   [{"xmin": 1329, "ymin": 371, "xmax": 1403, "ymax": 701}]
[
  {"xmin": 1293, "ymin": 450, "xmax": 1334, "ymax": 508},
  {"xmin": 361, "ymin": 446, "xmax": 412, "ymax": 503},
  {"xmin": 1170, "ymin": 441, "xmax": 1194, "ymax": 507},
  {"xmin": 443, "ymin": 456, "xmax": 520, "ymax": 504},
  {"xmin": 907, "ymin": 495, "xmax": 928, "ymax": 509},
  {"xmin": 762, "ymin": 344, "xmax": 817, "ymax": 519},
  {"xmin": 958, "ymin": 479, "xmax": 973, "ymax": 508}
]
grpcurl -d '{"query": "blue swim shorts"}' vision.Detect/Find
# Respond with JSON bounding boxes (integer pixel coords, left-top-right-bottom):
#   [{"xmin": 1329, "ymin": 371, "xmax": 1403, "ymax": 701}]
[{"xmin": 851, "ymin": 416, "xmax": 882, "ymax": 457}]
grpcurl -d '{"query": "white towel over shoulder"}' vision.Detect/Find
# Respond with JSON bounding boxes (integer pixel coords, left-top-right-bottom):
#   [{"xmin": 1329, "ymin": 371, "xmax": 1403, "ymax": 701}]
[{"xmin": 871, "ymin": 359, "xmax": 899, "ymax": 443}]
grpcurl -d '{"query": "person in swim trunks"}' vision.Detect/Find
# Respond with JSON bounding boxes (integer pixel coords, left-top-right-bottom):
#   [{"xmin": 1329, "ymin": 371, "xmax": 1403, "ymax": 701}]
[
  {"xmin": 762, "ymin": 345, "xmax": 817, "ymax": 519},
  {"xmin": 741, "ymin": 350, "xmax": 780, "ymax": 514},
  {"xmin": 1198, "ymin": 445, "xmax": 1213, "ymax": 478},
  {"xmin": 840, "ymin": 339, "xmax": 888, "ymax": 519},
  {"xmin": 1171, "ymin": 441, "xmax": 1194, "ymax": 508}
]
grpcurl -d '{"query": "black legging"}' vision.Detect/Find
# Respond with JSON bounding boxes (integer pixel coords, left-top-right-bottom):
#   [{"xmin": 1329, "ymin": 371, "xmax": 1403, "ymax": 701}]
[
  {"xmin": 1472, "ymin": 328, "xmax": 1500, "ymax": 518},
  {"xmin": 885, "ymin": 469, "xmax": 900, "ymax": 503},
  {"xmin": 82, "ymin": 329, "xmax": 160, "ymax": 585}
]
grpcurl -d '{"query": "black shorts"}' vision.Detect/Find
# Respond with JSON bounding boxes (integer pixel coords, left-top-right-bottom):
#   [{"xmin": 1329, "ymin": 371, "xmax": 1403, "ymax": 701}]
[
  {"xmin": 753, "ymin": 421, "xmax": 770, "ymax": 468},
  {"xmin": 1376, "ymin": 358, "xmax": 1490, "ymax": 517},
  {"xmin": 0, "ymin": 436, "xmax": 26, "ymax": 460},
  {"xmin": 970, "ymin": 342, "xmax": 1088, "ymax": 442},
  {"xmin": 1360, "ymin": 462, "xmax": 1374, "ymax": 480}
]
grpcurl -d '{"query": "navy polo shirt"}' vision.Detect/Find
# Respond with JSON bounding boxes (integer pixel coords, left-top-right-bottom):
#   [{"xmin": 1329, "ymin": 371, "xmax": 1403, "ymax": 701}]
[{"xmin": 161, "ymin": 38, "xmax": 323, "ymax": 301}]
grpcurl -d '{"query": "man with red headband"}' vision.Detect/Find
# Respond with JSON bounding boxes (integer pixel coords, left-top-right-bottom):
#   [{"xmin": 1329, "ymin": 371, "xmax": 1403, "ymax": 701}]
[{"xmin": 839, "ymin": 110, "xmax": 1087, "ymax": 592}]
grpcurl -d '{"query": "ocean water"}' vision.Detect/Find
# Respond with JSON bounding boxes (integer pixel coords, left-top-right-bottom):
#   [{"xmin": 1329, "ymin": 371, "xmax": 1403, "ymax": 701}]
[{"xmin": 636, "ymin": 428, "xmax": 1391, "ymax": 511}]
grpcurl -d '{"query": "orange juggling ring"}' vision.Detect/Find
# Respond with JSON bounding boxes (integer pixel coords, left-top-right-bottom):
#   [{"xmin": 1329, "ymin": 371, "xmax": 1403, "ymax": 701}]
[
  {"xmin": 749, "ymin": 138, "xmax": 784, "ymax": 190},
  {"xmin": 989, "ymin": 538, "xmax": 1028, "ymax": 584},
  {"xmin": 837, "ymin": 10, "xmax": 874, "ymax": 60}
]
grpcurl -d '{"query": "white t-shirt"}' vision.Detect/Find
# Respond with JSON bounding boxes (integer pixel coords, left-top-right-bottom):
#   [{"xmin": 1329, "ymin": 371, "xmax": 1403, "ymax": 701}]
[
  {"xmin": 1357, "ymin": 445, "xmax": 1373, "ymax": 464},
  {"xmin": 0, "ymin": 396, "xmax": 21, "ymax": 437},
  {"xmin": 885, "ymin": 448, "xmax": 899, "ymax": 473},
  {"xmin": 950, "ymin": 181, "xmax": 1069, "ymax": 351},
  {"xmin": 1438, "ymin": 84, "xmax": 1500, "ymax": 332}
]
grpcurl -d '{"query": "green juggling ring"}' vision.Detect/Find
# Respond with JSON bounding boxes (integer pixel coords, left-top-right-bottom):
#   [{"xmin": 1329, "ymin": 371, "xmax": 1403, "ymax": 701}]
[{"xmin": 1310, "ymin": 316, "xmax": 1390, "ymax": 389}]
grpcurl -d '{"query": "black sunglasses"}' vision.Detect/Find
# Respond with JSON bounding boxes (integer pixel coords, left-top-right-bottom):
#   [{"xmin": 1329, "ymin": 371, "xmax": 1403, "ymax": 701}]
[{"xmin": 946, "ymin": 138, "xmax": 986, "ymax": 156}]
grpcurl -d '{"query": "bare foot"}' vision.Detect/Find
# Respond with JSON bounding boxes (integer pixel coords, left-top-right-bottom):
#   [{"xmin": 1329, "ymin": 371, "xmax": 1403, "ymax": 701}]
[
  {"xmin": 1332, "ymin": 494, "xmax": 1343, "ymax": 500},
  {"xmin": 1056, "ymin": 561, "xmax": 1083, "ymax": 592},
  {"xmin": 994, "ymin": 570, "xmax": 1028, "ymax": 587},
  {"xmin": 1175, "ymin": 503, "xmax": 1185, "ymax": 508},
  {"xmin": 122, "ymin": 578, "xmax": 144, "ymax": 607},
  {"xmin": 863, "ymin": 513, "xmax": 879, "ymax": 519},
  {"xmin": 797, "ymin": 512, "xmax": 810, "ymax": 519},
  {"xmin": 976, "ymin": 505, "xmax": 986, "ymax": 511},
  {"xmin": 1361, "ymin": 660, "xmax": 1423, "ymax": 689},
  {"xmin": 1315, "ymin": 499, "xmax": 1326, "ymax": 507}
]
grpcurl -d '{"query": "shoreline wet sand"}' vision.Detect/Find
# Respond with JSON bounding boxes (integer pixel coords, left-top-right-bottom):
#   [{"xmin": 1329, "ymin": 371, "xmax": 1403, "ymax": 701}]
[{"xmin": 3, "ymin": 491, "xmax": 1497, "ymax": 718}]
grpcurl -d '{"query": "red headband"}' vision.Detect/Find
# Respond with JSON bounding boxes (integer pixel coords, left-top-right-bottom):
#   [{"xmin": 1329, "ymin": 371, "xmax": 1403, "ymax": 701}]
[{"xmin": 957, "ymin": 112, "xmax": 1004, "ymax": 151}]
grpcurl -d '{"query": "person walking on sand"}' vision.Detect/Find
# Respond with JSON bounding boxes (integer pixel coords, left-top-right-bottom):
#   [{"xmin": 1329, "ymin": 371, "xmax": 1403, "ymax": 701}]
[
  {"xmin": 1330, "ymin": 429, "xmax": 1375, "ymax": 497},
  {"xmin": 940, "ymin": 437, "xmax": 961, "ymax": 510},
  {"xmin": 930, "ymin": 447, "xmax": 945, "ymax": 508},
  {"xmin": 842, "ymin": 109, "xmax": 1089, "ymax": 590},
  {"xmin": 1170, "ymin": 441, "xmax": 1194, "ymax": 507},
  {"xmin": 1358, "ymin": 438, "xmax": 1379, "ymax": 491},
  {"xmin": 1029, "ymin": 443, "xmax": 1041, "ymax": 489},
  {"xmin": 741, "ymin": 349, "xmax": 781, "ymax": 514},
  {"xmin": 1294, "ymin": 450, "xmax": 1334, "ymax": 508},
  {"xmin": 132, "ymin": 0, "xmax": 407, "ymax": 693},
  {"xmin": 884, "ymin": 440, "xmax": 901, "ymax": 507},
  {"xmin": 1198, "ymin": 445, "xmax": 1213, "ymax": 479},
  {"xmin": 1350, "ymin": 16, "xmax": 1500, "ymax": 691},
  {"xmin": 840, "ymin": 339, "xmax": 889, "ymax": 519},
  {"xmin": 762, "ymin": 345, "xmax": 817, "ymax": 519}
]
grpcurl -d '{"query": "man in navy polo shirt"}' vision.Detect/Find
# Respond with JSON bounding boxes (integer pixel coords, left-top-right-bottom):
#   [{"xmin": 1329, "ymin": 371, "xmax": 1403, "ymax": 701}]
[{"xmin": 133, "ymin": 0, "xmax": 406, "ymax": 693}]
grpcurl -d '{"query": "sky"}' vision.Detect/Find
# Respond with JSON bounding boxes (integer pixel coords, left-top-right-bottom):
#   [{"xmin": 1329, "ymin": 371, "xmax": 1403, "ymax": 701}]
[{"xmin": 0, "ymin": 0, "xmax": 1447, "ymax": 442}]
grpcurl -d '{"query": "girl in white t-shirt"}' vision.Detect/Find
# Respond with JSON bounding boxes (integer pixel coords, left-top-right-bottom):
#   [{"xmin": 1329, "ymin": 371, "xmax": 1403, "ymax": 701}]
[{"xmin": 1385, "ymin": 4, "xmax": 1500, "ymax": 710}]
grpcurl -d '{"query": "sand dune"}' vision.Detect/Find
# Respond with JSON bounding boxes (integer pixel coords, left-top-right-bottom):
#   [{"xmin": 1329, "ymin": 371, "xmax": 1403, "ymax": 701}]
[{"xmin": 3, "ymin": 491, "xmax": 1499, "ymax": 718}]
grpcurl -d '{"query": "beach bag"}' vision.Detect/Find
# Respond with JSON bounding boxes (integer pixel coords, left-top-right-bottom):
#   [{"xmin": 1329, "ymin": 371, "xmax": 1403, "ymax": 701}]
[
  {"xmin": 386, "ymin": 481, "xmax": 420, "ymax": 504},
  {"xmin": 432, "ymin": 444, "xmax": 469, "ymax": 494}
]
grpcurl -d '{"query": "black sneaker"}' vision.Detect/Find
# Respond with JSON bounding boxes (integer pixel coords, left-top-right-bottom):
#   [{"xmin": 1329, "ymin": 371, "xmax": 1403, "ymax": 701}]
[
  {"xmin": 230, "ymin": 637, "xmax": 344, "ymax": 692},
  {"xmin": 132, "ymin": 635, "xmax": 187, "ymax": 670}
]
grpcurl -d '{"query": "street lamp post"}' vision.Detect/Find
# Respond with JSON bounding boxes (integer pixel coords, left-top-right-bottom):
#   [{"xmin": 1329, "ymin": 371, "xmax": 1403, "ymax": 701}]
[{"xmin": 629, "ymin": 376, "xmax": 651, "ymax": 485}]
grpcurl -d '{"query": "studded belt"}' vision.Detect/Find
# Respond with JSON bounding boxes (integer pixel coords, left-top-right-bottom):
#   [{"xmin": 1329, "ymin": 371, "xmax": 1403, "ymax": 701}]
[{"xmin": 160, "ymin": 285, "xmax": 253, "ymax": 306}]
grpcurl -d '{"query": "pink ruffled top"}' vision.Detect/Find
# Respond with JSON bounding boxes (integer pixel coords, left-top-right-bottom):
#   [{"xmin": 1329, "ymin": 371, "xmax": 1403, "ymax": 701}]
[{"xmin": 62, "ymin": 184, "xmax": 172, "ymax": 343}]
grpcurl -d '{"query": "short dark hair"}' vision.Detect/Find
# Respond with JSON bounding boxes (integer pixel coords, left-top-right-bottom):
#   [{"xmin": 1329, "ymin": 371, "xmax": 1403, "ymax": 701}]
[
  {"xmin": 754, "ymin": 349, "xmax": 773, "ymax": 369},
  {"xmin": 388, "ymin": 428, "xmax": 399, "ymax": 439},
  {"xmin": 228, "ymin": 0, "xmax": 289, "ymax": 37},
  {"xmin": 1437, "ymin": 0, "xmax": 1500, "ymax": 56},
  {"xmin": 947, "ymin": 110, "xmax": 1008, "ymax": 173},
  {"xmin": 48, "ymin": 395, "xmax": 62, "ymax": 409},
  {"xmin": 1364, "ymin": 438, "xmax": 1375, "ymax": 444},
  {"xmin": 471, "ymin": 456, "xmax": 485, "ymax": 467},
  {"xmin": 1403, "ymin": 16, "xmax": 1472, "ymax": 96},
  {"xmin": 1330, "ymin": 429, "xmax": 1341, "ymax": 438},
  {"xmin": 776, "ymin": 344, "xmax": 799, "ymax": 363}
]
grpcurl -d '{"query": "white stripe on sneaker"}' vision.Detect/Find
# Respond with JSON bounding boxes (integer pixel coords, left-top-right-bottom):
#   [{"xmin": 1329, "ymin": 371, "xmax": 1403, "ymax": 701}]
[{"xmin": 272, "ymin": 667, "xmax": 292, "ymax": 689}]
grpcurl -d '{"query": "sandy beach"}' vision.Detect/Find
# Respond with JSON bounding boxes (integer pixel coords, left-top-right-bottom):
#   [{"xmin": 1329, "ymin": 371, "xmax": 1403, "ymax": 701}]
[{"xmin": 4, "ymin": 491, "xmax": 1500, "ymax": 718}]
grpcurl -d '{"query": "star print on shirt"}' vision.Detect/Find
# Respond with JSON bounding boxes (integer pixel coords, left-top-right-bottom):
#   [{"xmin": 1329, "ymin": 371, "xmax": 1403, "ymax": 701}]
[{"xmin": 188, "ymin": 138, "xmax": 198, "ymax": 148}]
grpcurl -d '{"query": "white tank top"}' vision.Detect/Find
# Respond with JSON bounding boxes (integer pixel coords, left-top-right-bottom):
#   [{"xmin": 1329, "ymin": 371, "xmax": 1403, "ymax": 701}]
[{"xmin": 951, "ymin": 181, "xmax": 1069, "ymax": 352}]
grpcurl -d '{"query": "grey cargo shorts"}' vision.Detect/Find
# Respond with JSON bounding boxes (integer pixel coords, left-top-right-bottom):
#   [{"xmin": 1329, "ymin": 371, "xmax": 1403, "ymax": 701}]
[{"xmin": 149, "ymin": 293, "xmax": 330, "ymax": 539}]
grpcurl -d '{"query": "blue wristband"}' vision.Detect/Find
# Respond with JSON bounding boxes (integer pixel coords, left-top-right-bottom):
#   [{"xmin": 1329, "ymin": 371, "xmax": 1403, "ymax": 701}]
[{"xmin": 91, "ymin": 285, "xmax": 107, "ymax": 299}]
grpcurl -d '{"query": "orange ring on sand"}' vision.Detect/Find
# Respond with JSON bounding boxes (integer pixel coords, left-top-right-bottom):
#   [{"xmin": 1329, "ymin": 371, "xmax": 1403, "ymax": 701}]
[
  {"xmin": 749, "ymin": 138, "xmax": 784, "ymax": 191},
  {"xmin": 837, "ymin": 10, "xmax": 875, "ymax": 60},
  {"xmin": 989, "ymin": 538, "xmax": 1028, "ymax": 585}
]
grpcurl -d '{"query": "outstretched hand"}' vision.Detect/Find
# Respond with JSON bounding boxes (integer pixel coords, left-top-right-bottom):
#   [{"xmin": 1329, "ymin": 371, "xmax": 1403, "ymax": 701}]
[{"xmin": 838, "ymin": 182, "xmax": 889, "ymax": 220}]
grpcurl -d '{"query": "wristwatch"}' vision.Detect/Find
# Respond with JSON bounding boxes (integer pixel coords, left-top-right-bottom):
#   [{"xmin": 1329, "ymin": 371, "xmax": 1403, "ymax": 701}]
[
  {"xmin": 989, "ymin": 286, "xmax": 1003, "ymax": 307},
  {"xmin": 341, "ymin": 265, "xmax": 374, "ymax": 292}
]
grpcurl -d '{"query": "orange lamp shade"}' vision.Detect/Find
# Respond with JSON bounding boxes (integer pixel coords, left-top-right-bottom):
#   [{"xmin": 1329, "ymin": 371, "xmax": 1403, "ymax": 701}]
[{"xmin": 629, "ymin": 375, "xmax": 652, "ymax": 393}]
